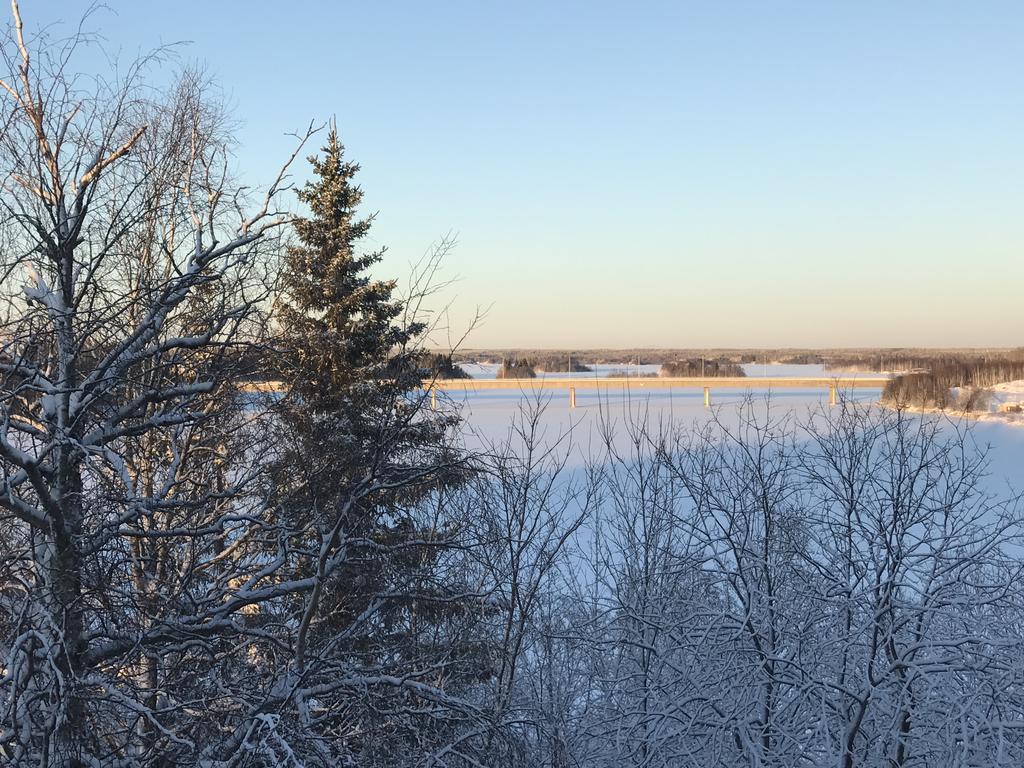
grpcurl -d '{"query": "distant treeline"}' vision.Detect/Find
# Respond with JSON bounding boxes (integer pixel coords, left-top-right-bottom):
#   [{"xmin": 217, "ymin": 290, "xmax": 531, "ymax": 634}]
[
  {"xmin": 495, "ymin": 356, "xmax": 595, "ymax": 376},
  {"xmin": 660, "ymin": 359, "xmax": 746, "ymax": 377},
  {"xmin": 535, "ymin": 357, "xmax": 593, "ymax": 373},
  {"xmin": 422, "ymin": 353, "xmax": 470, "ymax": 379},
  {"xmin": 777, "ymin": 353, "xmax": 825, "ymax": 365},
  {"xmin": 497, "ymin": 358, "xmax": 537, "ymax": 379},
  {"xmin": 827, "ymin": 349, "xmax": 1024, "ymax": 373},
  {"xmin": 452, "ymin": 348, "xmax": 1024, "ymax": 371},
  {"xmin": 883, "ymin": 359, "xmax": 1024, "ymax": 411}
]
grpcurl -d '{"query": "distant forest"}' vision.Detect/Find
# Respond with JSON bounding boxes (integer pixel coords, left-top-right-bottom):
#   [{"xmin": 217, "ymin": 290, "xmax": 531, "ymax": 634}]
[
  {"xmin": 883, "ymin": 358, "xmax": 1024, "ymax": 411},
  {"xmin": 452, "ymin": 347, "xmax": 1024, "ymax": 372},
  {"xmin": 422, "ymin": 353, "xmax": 471, "ymax": 379},
  {"xmin": 660, "ymin": 359, "xmax": 747, "ymax": 377},
  {"xmin": 828, "ymin": 349, "xmax": 1024, "ymax": 373},
  {"xmin": 535, "ymin": 356, "xmax": 592, "ymax": 373},
  {"xmin": 497, "ymin": 358, "xmax": 537, "ymax": 378}
]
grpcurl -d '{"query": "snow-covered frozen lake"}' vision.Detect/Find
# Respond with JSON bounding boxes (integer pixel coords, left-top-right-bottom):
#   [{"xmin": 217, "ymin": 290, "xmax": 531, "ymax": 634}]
[{"xmin": 447, "ymin": 364, "xmax": 1024, "ymax": 491}]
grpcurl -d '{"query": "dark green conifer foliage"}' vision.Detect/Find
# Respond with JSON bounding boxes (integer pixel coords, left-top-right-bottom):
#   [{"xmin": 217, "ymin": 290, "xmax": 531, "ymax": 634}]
[
  {"xmin": 275, "ymin": 126, "xmax": 436, "ymax": 500},
  {"xmin": 271, "ymin": 128, "xmax": 486, "ymax": 760},
  {"xmin": 278, "ymin": 126, "xmax": 421, "ymax": 406},
  {"xmin": 274, "ymin": 124, "xmax": 443, "ymax": 567}
]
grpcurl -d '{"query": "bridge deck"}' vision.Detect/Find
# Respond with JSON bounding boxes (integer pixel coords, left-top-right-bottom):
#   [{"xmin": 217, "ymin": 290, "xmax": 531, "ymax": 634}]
[{"xmin": 428, "ymin": 376, "xmax": 889, "ymax": 392}]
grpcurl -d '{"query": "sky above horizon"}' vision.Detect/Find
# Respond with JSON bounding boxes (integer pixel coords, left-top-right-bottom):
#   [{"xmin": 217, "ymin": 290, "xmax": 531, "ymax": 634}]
[{"xmin": 26, "ymin": 2, "xmax": 1024, "ymax": 349}]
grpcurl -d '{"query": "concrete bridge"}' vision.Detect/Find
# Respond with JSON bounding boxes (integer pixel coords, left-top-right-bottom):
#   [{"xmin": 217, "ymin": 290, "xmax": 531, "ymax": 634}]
[{"xmin": 426, "ymin": 376, "xmax": 890, "ymax": 409}]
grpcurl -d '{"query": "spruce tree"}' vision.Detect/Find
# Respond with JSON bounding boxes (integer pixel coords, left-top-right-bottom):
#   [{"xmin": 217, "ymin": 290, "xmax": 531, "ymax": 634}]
[
  {"xmin": 271, "ymin": 127, "xmax": 485, "ymax": 762},
  {"xmin": 274, "ymin": 125, "xmax": 437, "ymax": 578},
  {"xmin": 274, "ymin": 126, "xmax": 438, "ymax": 509},
  {"xmin": 278, "ymin": 126, "xmax": 420, "ymax": 408}
]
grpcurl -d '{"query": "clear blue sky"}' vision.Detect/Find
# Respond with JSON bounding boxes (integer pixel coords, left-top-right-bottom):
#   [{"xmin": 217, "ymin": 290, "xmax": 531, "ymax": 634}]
[{"xmin": 30, "ymin": 2, "xmax": 1024, "ymax": 348}]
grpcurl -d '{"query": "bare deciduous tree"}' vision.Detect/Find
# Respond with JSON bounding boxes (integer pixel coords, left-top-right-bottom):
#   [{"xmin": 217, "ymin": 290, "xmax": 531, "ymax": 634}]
[{"xmin": 0, "ymin": 6, "xmax": 316, "ymax": 763}]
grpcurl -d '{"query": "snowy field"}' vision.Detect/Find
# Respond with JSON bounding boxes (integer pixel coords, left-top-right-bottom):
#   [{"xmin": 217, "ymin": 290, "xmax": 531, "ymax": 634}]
[{"xmin": 447, "ymin": 364, "xmax": 1024, "ymax": 492}]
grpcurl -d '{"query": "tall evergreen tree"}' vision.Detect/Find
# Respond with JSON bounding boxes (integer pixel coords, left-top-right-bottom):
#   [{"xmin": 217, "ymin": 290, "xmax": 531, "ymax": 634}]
[
  {"xmin": 269, "ymin": 127, "xmax": 487, "ymax": 764},
  {"xmin": 273, "ymin": 125, "xmax": 443, "ymax": 527},
  {"xmin": 278, "ymin": 126, "xmax": 420, "ymax": 407}
]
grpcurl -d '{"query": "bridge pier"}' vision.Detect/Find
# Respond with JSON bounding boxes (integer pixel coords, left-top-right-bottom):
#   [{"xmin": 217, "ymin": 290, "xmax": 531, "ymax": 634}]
[
  {"xmin": 430, "ymin": 386, "xmax": 437, "ymax": 410},
  {"xmin": 569, "ymin": 387, "xmax": 577, "ymax": 409},
  {"xmin": 704, "ymin": 386, "xmax": 710, "ymax": 407},
  {"xmin": 829, "ymin": 384, "xmax": 837, "ymax": 407}
]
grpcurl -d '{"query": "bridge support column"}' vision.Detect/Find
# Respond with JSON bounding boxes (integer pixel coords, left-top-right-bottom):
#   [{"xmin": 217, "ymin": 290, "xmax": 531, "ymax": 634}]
[
  {"xmin": 829, "ymin": 384, "xmax": 837, "ymax": 407},
  {"xmin": 569, "ymin": 387, "xmax": 577, "ymax": 409},
  {"xmin": 430, "ymin": 387, "xmax": 437, "ymax": 410},
  {"xmin": 703, "ymin": 386, "xmax": 711, "ymax": 408}
]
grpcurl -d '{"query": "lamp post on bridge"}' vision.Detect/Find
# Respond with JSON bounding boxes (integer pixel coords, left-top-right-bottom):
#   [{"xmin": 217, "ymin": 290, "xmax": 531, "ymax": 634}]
[{"xmin": 569, "ymin": 352, "xmax": 576, "ymax": 409}]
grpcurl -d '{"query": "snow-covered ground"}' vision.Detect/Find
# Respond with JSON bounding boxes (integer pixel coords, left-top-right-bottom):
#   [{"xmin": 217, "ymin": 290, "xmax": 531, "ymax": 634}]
[
  {"xmin": 910, "ymin": 380, "xmax": 1024, "ymax": 430},
  {"xmin": 983, "ymin": 380, "xmax": 1024, "ymax": 424}
]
